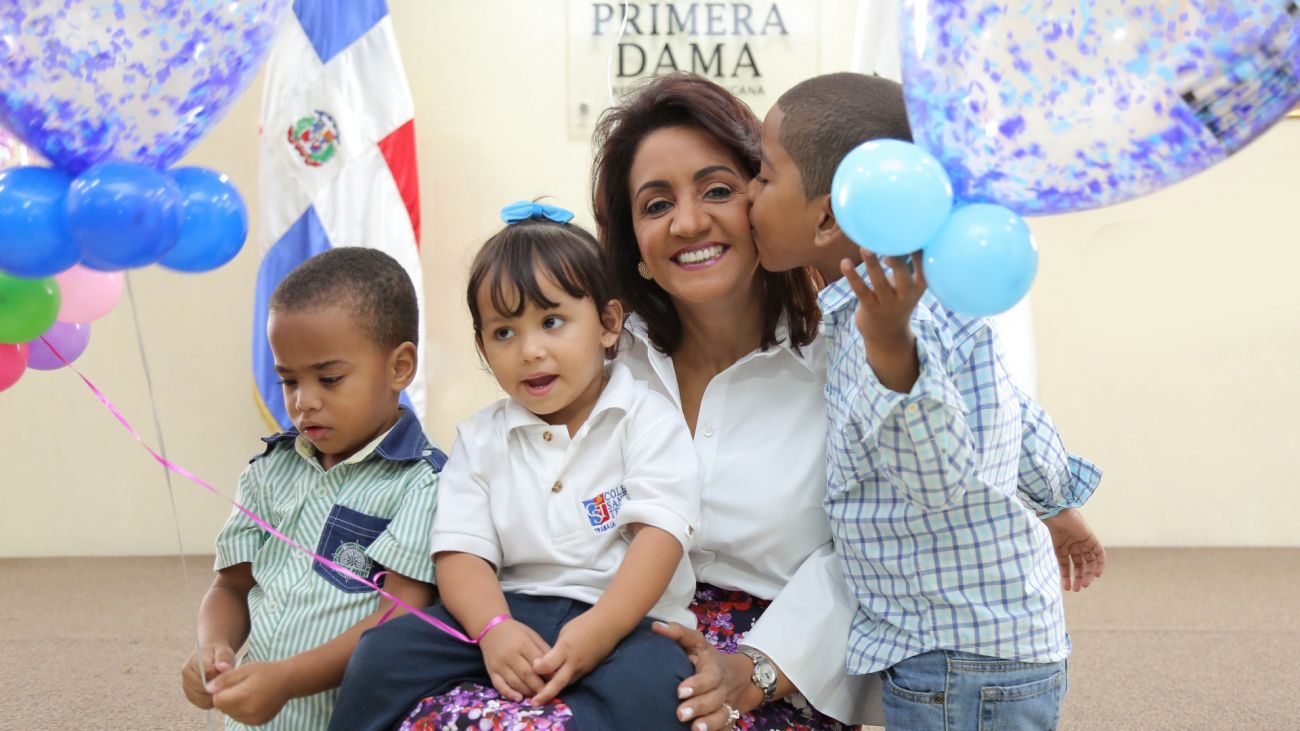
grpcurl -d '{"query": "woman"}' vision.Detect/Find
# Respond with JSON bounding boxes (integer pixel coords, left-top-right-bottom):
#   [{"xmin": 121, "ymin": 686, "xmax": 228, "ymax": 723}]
[{"xmin": 591, "ymin": 73, "xmax": 880, "ymax": 731}]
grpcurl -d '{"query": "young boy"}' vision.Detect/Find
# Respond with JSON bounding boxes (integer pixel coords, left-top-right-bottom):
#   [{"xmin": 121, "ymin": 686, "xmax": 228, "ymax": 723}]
[
  {"xmin": 180, "ymin": 247, "xmax": 445, "ymax": 730},
  {"xmin": 748, "ymin": 72, "xmax": 1104, "ymax": 729}
]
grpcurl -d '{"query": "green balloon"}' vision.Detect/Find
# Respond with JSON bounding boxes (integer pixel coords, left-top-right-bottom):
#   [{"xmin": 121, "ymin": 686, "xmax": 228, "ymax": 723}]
[{"xmin": 0, "ymin": 273, "xmax": 60, "ymax": 344}]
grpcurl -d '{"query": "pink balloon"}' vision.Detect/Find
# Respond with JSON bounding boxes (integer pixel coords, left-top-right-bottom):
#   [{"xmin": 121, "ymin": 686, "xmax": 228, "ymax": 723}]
[
  {"xmin": 54, "ymin": 265, "xmax": 122, "ymax": 322},
  {"xmin": 0, "ymin": 342, "xmax": 27, "ymax": 392}
]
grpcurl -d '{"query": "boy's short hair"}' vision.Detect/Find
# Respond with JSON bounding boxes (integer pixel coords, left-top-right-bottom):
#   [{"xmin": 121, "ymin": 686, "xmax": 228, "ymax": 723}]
[
  {"xmin": 270, "ymin": 247, "xmax": 419, "ymax": 349},
  {"xmin": 776, "ymin": 72, "xmax": 913, "ymax": 198}
]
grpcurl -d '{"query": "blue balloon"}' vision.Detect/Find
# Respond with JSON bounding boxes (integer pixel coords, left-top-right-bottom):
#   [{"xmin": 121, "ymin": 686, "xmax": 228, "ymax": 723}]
[
  {"xmin": 831, "ymin": 139, "xmax": 953, "ymax": 256},
  {"xmin": 66, "ymin": 162, "xmax": 182, "ymax": 270},
  {"xmin": 923, "ymin": 204, "xmax": 1038, "ymax": 317},
  {"xmin": 158, "ymin": 167, "xmax": 249, "ymax": 273},
  {"xmin": 0, "ymin": 167, "xmax": 79, "ymax": 277}
]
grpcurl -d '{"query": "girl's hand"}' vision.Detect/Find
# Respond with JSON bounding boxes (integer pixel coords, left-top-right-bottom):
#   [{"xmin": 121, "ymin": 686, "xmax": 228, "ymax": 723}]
[
  {"xmin": 530, "ymin": 609, "xmax": 620, "ymax": 704},
  {"xmin": 479, "ymin": 619, "xmax": 551, "ymax": 702},
  {"xmin": 653, "ymin": 621, "xmax": 757, "ymax": 730}
]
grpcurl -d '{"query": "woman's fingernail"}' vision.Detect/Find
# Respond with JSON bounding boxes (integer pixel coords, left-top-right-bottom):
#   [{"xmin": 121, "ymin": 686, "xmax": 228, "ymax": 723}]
[
  {"xmin": 678, "ymin": 686, "xmax": 693, "ymax": 699},
  {"xmin": 695, "ymin": 722, "xmax": 708, "ymax": 731},
  {"xmin": 679, "ymin": 707, "xmax": 694, "ymax": 721}
]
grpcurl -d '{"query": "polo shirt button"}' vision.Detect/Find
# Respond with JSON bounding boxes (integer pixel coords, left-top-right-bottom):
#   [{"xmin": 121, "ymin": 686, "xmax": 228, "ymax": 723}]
[
  {"xmin": 551, "ymin": 481, "xmax": 563, "ymax": 493},
  {"xmin": 543, "ymin": 431, "xmax": 553, "ymax": 442}
]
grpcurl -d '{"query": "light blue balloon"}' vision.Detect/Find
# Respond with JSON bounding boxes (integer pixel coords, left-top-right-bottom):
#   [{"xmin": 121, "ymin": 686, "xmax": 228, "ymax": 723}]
[
  {"xmin": 158, "ymin": 167, "xmax": 249, "ymax": 273},
  {"xmin": 923, "ymin": 204, "xmax": 1038, "ymax": 317},
  {"xmin": 0, "ymin": 167, "xmax": 79, "ymax": 277},
  {"xmin": 66, "ymin": 162, "xmax": 182, "ymax": 271},
  {"xmin": 831, "ymin": 139, "xmax": 953, "ymax": 256}
]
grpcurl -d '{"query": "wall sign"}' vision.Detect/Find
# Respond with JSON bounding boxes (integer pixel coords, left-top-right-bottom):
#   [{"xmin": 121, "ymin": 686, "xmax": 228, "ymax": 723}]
[{"xmin": 568, "ymin": 1, "xmax": 821, "ymax": 139}]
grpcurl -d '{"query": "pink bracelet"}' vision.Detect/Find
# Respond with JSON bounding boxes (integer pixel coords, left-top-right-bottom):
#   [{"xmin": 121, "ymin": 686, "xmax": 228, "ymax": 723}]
[{"xmin": 474, "ymin": 613, "xmax": 511, "ymax": 643}]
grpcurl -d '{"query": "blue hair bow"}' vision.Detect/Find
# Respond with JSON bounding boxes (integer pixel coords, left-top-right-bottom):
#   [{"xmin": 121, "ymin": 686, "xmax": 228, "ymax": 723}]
[{"xmin": 501, "ymin": 200, "xmax": 575, "ymax": 225}]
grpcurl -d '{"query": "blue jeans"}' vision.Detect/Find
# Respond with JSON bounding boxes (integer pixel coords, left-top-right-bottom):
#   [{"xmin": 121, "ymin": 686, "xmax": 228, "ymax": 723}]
[{"xmin": 881, "ymin": 650, "xmax": 1067, "ymax": 731}]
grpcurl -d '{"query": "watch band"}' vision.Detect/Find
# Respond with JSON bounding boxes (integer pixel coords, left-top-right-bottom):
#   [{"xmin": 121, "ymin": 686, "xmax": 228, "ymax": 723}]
[{"xmin": 740, "ymin": 646, "xmax": 776, "ymax": 704}]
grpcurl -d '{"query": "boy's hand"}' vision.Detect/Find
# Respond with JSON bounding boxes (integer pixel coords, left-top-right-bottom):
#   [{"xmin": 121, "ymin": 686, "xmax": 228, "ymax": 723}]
[
  {"xmin": 1044, "ymin": 508, "xmax": 1106, "ymax": 592},
  {"xmin": 479, "ymin": 619, "xmax": 551, "ymax": 703},
  {"xmin": 842, "ymin": 249, "xmax": 926, "ymax": 393},
  {"xmin": 180, "ymin": 642, "xmax": 236, "ymax": 709},
  {"xmin": 530, "ymin": 609, "xmax": 620, "ymax": 705},
  {"xmin": 207, "ymin": 659, "xmax": 294, "ymax": 726}
]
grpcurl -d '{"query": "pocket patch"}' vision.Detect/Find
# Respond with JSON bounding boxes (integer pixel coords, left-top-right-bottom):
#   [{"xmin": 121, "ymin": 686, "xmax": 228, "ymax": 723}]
[{"xmin": 313, "ymin": 504, "xmax": 391, "ymax": 593}]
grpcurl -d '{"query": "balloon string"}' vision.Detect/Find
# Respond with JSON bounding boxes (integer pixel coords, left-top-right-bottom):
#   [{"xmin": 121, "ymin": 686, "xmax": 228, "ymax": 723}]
[
  {"xmin": 38, "ymin": 338, "xmax": 479, "ymax": 646},
  {"xmin": 122, "ymin": 273, "xmax": 213, "ymax": 731},
  {"xmin": 605, "ymin": 0, "xmax": 632, "ymax": 106}
]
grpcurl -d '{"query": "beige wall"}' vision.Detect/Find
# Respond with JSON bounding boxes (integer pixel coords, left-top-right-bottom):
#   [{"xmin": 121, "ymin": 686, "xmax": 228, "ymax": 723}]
[{"xmin": 2, "ymin": 0, "xmax": 1297, "ymax": 557}]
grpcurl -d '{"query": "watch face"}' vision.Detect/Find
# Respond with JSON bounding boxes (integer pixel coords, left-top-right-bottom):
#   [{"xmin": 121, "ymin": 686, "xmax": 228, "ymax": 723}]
[{"xmin": 756, "ymin": 663, "xmax": 778, "ymax": 686}]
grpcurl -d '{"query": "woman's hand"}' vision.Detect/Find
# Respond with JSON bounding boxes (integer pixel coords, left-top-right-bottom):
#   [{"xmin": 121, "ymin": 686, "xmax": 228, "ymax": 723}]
[{"xmin": 652, "ymin": 622, "xmax": 760, "ymax": 730}]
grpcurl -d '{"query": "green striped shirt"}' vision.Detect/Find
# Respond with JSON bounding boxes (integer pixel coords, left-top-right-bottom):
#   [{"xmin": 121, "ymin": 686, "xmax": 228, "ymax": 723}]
[{"xmin": 214, "ymin": 408, "xmax": 444, "ymax": 731}]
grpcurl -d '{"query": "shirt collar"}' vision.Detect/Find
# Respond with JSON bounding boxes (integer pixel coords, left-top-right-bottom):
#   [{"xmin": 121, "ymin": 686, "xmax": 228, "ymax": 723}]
[
  {"xmin": 623, "ymin": 312, "xmax": 819, "ymax": 375},
  {"xmin": 258, "ymin": 407, "xmax": 440, "ymax": 467},
  {"xmin": 502, "ymin": 361, "xmax": 639, "ymax": 435}
]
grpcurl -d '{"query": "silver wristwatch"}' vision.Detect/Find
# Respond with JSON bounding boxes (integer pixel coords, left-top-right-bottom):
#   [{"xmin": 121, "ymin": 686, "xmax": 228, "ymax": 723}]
[{"xmin": 740, "ymin": 646, "xmax": 777, "ymax": 704}]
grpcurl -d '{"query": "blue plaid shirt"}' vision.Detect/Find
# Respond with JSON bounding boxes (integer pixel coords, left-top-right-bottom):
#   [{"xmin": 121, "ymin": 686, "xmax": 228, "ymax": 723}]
[{"xmin": 820, "ymin": 271, "xmax": 1101, "ymax": 673}]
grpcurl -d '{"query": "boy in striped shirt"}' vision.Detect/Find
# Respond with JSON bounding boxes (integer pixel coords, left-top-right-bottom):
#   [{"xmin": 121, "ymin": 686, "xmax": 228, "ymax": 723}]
[{"xmin": 180, "ymin": 248, "xmax": 446, "ymax": 730}]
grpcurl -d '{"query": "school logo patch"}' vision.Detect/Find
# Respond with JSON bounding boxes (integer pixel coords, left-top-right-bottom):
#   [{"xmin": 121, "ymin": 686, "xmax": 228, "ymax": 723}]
[
  {"xmin": 332, "ymin": 541, "xmax": 373, "ymax": 578},
  {"xmin": 288, "ymin": 110, "xmax": 340, "ymax": 167},
  {"xmin": 583, "ymin": 486, "xmax": 629, "ymax": 533}
]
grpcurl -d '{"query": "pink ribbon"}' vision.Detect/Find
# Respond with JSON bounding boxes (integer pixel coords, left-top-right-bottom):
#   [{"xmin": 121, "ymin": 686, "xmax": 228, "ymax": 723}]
[{"xmin": 42, "ymin": 337, "xmax": 480, "ymax": 644}]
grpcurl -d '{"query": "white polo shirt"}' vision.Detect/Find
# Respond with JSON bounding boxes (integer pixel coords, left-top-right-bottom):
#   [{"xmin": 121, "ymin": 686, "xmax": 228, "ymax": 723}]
[
  {"xmin": 620, "ymin": 314, "xmax": 882, "ymax": 726},
  {"xmin": 431, "ymin": 362, "xmax": 699, "ymax": 627}
]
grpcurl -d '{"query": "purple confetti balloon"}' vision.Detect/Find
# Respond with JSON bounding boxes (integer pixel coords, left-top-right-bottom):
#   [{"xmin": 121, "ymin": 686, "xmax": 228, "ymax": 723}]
[
  {"xmin": 26, "ymin": 320, "xmax": 91, "ymax": 370},
  {"xmin": 901, "ymin": 0, "xmax": 1300, "ymax": 215},
  {"xmin": 0, "ymin": 0, "xmax": 291, "ymax": 174}
]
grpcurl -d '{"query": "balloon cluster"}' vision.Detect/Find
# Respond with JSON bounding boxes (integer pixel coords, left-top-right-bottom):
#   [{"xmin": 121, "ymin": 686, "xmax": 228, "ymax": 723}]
[
  {"xmin": 0, "ymin": 0, "xmax": 290, "ymax": 392},
  {"xmin": 832, "ymin": 141, "xmax": 1036, "ymax": 317},
  {"xmin": 833, "ymin": 0, "xmax": 1300, "ymax": 316}
]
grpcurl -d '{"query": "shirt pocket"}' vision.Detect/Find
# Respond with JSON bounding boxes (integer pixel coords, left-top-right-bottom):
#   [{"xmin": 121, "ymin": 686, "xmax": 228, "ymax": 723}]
[{"xmin": 313, "ymin": 504, "xmax": 391, "ymax": 593}]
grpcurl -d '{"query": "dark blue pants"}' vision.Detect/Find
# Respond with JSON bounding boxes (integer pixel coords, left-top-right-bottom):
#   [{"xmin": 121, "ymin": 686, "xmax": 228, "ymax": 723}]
[{"xmin": 328, "ymin": 593, "xmax": 692, "ymax": 731}]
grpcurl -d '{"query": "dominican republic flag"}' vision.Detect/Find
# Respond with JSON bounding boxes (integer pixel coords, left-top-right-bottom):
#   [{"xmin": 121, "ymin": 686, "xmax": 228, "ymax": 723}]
[{"xmin": 252, "ymin": 0, "xmax": 425, "ymax": 430}]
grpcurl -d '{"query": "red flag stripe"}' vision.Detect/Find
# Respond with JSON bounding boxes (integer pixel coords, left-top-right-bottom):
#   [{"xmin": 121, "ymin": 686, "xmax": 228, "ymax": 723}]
[{"xmin": 378, "ymin": 118, "xmax": 421, "ymax": 247}]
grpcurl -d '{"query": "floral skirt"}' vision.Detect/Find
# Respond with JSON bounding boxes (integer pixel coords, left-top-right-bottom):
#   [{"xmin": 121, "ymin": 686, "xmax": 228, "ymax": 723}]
[{"xmin": 397, "ymin": 583, "xmax": 848, "ymax": 731}]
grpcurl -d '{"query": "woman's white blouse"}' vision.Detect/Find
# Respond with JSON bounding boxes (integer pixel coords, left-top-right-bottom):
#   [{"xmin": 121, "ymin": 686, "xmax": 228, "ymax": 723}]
[{"xmin": 620, "ymin": 315, "xmax": 883, "ymax": 725}]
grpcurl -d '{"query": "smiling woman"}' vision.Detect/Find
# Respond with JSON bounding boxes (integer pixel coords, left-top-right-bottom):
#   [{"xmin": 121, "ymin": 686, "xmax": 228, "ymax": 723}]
[{"xmin": 589, "ymin": 72, "xmax": 881, "ymax": 731}]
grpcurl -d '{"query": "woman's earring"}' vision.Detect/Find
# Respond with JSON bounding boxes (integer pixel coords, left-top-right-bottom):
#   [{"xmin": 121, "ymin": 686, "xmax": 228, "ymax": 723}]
[{"xmin": 637, "ymin": 261, "xmax": 653, "ymax": 280}]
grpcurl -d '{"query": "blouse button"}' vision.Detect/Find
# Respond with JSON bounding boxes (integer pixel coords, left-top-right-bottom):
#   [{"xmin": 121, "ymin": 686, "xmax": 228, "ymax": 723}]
[
  {"xmin": 542, "ymin": 430, "xmax": 553, "ymax": 442},
  {"xmin": 702, "ymin": 425, "xmax": 716, "ymax": 438},
  {"xmin": 551, "ymin": 481, "xmax": 563, "ymax": 493}
]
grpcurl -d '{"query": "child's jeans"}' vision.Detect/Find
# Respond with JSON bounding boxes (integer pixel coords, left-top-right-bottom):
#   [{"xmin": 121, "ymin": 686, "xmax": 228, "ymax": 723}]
[{"xmin": 881, "ymin": 649, "xmax": 1068, "ymax": 731}]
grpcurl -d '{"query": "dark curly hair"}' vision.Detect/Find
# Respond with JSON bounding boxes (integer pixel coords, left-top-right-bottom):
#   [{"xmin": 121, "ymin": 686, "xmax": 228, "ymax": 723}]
[{"xmin": 270, "ymin": 247, "xmax": 418, "ymax": 350}]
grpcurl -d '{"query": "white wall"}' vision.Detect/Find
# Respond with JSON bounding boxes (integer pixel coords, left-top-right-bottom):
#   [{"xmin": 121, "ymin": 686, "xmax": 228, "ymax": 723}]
[{"xmin": 1, "ymin": 0, "xmax": 1297, "ymax": 556}]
